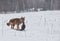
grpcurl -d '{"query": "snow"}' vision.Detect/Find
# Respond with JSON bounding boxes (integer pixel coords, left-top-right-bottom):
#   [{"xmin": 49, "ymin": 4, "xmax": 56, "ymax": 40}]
[{"xmin": 0, "ymin": 11, "xmax": 60, "ymax": 41}]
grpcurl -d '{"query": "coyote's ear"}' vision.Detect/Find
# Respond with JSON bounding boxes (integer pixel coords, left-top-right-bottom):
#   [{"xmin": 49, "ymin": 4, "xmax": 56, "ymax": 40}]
[
  {"xmin": 21, "ymin": 16, "xmax": 25, "ymax": 18},
  {"xmin": 23, "ymin": 17, "xmax": 25, "ymax": 18}
]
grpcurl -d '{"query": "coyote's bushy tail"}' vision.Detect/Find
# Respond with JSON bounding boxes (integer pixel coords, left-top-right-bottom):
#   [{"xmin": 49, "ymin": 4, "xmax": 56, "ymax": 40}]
[{"xmin": 7, "ymin": 23, "xmax": 10, "ymax": 26}]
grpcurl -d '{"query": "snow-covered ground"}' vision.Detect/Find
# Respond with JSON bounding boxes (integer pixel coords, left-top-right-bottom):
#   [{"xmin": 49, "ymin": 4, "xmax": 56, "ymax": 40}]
[{"xmin": 0, "ymin": 11, "xmax": 60, "ymax": 41}]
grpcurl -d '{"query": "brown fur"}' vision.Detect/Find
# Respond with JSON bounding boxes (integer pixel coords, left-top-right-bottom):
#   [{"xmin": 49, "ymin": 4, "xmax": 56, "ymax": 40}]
[{"xmin": 7, "ymin": 17, "xmax": 25, "ymax": 30}]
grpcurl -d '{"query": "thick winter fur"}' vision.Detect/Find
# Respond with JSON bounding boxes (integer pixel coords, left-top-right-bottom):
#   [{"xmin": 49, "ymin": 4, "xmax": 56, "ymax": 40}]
[{"xmin": 7, "ymin": 17, "xmax": 25, "ymax": 30}]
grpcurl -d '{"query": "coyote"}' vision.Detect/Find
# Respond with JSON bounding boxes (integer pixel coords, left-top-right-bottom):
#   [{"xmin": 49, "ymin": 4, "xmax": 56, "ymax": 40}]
[{"xmin": 7, "ymin": 17, "xmax": 25, "ymax": 30}]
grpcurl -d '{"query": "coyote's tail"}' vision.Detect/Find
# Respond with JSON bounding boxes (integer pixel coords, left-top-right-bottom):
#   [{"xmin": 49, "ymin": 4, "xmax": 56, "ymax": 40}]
[{"xmin": 7, "ymin": 23, "xmax": 10, "ymax": 26}]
